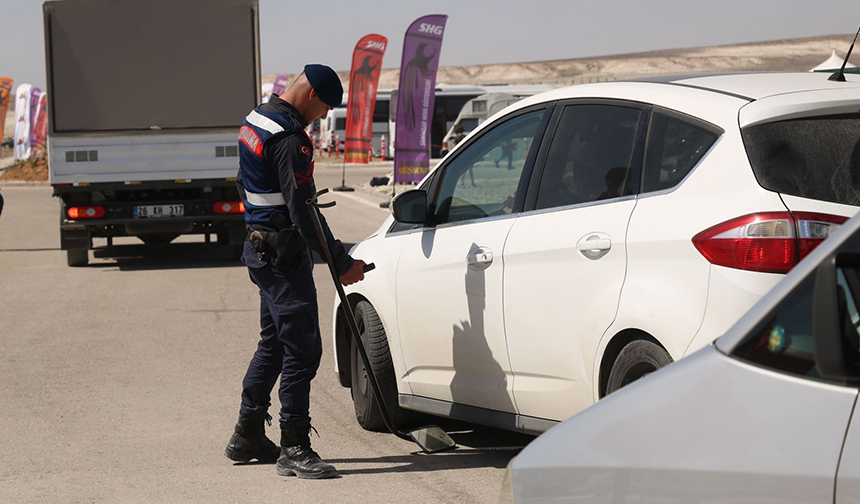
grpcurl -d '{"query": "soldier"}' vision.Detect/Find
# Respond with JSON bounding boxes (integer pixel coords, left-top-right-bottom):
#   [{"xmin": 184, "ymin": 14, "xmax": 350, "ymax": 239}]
[{"xmin": 226, "ymin": 64, "xmax": 366, "ymax": 479}]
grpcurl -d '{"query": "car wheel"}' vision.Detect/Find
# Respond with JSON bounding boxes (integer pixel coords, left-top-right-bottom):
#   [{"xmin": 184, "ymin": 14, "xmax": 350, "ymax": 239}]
[
  {"xmin": 350, "ymin": 300, "xmax": 411, "ymax": 431},
  {"xmin": 67, "ymin": 249, "xmax": 88, "ymax": 267},
  {"xmin": 606, "ymin": 340, "xmax": 673, "ymax": 395}
]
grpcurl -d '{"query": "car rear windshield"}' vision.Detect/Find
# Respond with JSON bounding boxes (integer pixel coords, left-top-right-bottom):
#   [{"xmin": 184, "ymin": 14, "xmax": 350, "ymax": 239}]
[{"xmin": 742, "ymin": 113, "xmax": 860, "ymax": 206}]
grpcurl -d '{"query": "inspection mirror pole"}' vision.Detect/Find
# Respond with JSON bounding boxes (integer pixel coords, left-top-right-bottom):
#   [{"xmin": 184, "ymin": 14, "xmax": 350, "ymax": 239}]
[{"xmin": 307, "ymin": 189, "xmax": 455, "ymax": 454}]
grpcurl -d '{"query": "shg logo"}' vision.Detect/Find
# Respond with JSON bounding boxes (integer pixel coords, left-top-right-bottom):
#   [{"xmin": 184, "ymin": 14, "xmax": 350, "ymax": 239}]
[
  {"xmin": 366, "ymin": 41, "xmax": 386, "ymax": 51},
  {"xmin": 418, "ymin": 23, "xmax": 443, "ymax": 35}
]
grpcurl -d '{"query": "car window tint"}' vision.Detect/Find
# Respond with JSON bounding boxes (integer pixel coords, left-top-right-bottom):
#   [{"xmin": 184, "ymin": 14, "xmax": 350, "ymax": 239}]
[
  {"xmin": 435, "ymin": 109, "xmax": 545, "ymax": 224},
  {"xmin": 535, "ymin": 104, "xmax": 642, "ymax": 210},
  {"xmin": 731, "ymin": 274, "xmax": 833, "ymax": 381},
  {"xmin": 837, "ymin": 265, "xmax": 860, "ymax": 371},
  {"xmin": 742, "ymin": 113, "xmax": 860, "ymax": 206},
  {"xmin": 642, "ymin": 112, "xmax": 720, "ymax": 193}
]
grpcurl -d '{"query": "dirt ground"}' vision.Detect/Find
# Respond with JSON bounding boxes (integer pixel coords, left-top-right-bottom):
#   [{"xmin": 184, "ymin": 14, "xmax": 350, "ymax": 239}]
[{"xmin": 0, "ymin": 156, "xmax": 48, "ymax": 181}]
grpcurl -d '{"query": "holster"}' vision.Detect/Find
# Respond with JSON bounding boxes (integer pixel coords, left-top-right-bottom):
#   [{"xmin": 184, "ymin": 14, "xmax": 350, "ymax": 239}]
[{"xmin": 248, "ymin": 220, "xmax": 307, "ymax": 271}]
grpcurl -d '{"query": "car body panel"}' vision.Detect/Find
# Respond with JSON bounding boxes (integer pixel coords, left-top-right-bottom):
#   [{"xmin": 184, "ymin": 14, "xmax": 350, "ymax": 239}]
[
  {"xmin": 739, "ymin": 88, "xmax": 860, "ymax": 128},
  {"xmin": 835, "ymin": 406, "xmax": 860, "ymax": 504},
  {"xmin": 504, "ymin": 198, "xmax": 636, "ymax": 420},
  {"xmin": 676, "ymin": 72, "xmax": 860, "ymax": 101},
  {"xmin": 395, "ymin": 217, "xmax": 518, "ymax": 412},
  {"xmin": 512, "ymin": 346, "xmax": 858, "ymax": 504}
]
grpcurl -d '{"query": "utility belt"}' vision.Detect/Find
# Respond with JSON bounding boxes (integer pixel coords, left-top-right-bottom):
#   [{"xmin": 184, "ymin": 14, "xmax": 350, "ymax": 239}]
[{"xmin": 247, "ymin": 213, "xmax": 307, "ymax": 270}]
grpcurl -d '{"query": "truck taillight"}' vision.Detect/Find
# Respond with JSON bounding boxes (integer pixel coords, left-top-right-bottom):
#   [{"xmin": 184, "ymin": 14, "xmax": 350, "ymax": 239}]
[
  {"xmin": 214, "ymin": 201, "xmax": 244, "ymax": 214},
  {"xmin": 692, "ymin": 212, "xmax": 847, "ymax": 274},
  {"xmin": 67, "ymin": 206, "xmax": 105, "ymax": 219}
]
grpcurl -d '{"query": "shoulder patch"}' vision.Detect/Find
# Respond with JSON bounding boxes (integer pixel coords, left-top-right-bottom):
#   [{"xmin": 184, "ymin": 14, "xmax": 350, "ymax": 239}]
[
  {"xmin": 295, "ymin": 161, "xmax": 315, "ymax": 185},
  {"xmin": 299, "ymin": 145, "xmax": 312, "ymax": 157},
  {"xmin": 238, "ymin": 125, "xmax": 263, "ymax": 157}
]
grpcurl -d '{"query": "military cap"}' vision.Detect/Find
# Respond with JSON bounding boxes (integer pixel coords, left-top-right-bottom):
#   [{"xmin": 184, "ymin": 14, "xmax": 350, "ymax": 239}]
[{"xmin": 304, "ymin": 64, "xmax": 343, "ymax": 108}]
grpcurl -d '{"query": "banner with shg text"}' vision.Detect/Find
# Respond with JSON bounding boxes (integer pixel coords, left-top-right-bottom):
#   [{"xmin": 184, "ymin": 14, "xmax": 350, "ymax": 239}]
[
  {"xmin": 345, "ymin": 34, "xmax": 387, "ymax": 164},
  {"xmin": 393, "ymin": 15, "xmax": 447, "ymax": 183},
  {"xmin": 0, "ymin": 77, "xmax": 13, "ymax": 141}
]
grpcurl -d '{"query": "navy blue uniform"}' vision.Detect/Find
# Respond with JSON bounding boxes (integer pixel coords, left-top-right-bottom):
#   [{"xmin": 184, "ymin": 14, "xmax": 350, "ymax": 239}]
[{"xmin": 236, "ymin": 96, "xmax": 353, "ymax": 423}]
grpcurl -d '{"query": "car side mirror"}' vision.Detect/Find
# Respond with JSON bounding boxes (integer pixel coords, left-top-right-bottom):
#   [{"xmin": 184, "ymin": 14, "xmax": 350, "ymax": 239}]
[
  {"xmin": 813, "ymin": 252, "xmax": 860, "ymax": 382},
  {"xmin": 391, "ymin": 189, "xmax": 428, "ymax": 225}
]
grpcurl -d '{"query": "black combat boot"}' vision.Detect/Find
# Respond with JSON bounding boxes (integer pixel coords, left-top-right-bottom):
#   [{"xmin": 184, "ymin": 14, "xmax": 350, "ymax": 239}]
[
  {"xmin": 225, "ymin": 412, "xmax": 281, "ymax": 463},
  {"xmin": 277, "ymin": 418, "xmax": 338, "ymax": 479}
]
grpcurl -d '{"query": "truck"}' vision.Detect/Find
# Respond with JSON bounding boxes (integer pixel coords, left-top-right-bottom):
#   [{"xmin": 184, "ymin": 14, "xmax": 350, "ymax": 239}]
[{"xmin": 43, "ymin": 0, "xmax": 259, "ymax": 266}]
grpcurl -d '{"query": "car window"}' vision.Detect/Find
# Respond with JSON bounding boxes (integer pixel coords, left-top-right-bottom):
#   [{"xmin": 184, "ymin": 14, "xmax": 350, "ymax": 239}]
[
  {"xmin": 742, "ymin": 113, "xmax": 860, "ymax": 206},
  {"xmin": 731, "ymin": 274, "xmax": 832, "ymax": 381},
  {"xmin": 434, "ymin": 109, "xmax": 545, "ymax": 224},
  {"xmin": 534, "ymin": 104, "xmax": 643, "ymax": 210},
  {"xmin": 642, "ymin": 112, "xmax": 720, "ymax": 193}
]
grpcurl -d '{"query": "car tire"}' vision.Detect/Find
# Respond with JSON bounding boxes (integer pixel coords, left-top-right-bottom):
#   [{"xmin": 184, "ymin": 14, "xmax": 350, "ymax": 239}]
[
  {"xmin": 606, "ymin": 339, "xmax": 673, "ymax": 395},
  {"xmin": 350, "ymin": 300, "xmax": 411, "ymax": 431},
  {"xmin": 67, "ymin": 249, "xmax": 88, "ymax": 267}
]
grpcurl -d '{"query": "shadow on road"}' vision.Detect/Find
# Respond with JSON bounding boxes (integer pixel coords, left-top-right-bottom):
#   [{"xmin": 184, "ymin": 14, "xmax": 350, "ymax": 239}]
[
  {"xmin": 329, "ymin": 425, "xmax": 535, "ymax": 475},
  {"xmin": 80, "ymin": 242, "xmax": 359, "ymax": 272},
  {"xmin": 89, "ymin": 242, "xmax": 244, "ymax": 271}
]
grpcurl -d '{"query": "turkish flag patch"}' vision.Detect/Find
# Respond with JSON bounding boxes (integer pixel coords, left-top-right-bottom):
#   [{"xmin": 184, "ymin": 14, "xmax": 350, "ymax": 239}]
[{"xmin": 299, "ymin": 145, "xmax": 312, "ymax": 157}]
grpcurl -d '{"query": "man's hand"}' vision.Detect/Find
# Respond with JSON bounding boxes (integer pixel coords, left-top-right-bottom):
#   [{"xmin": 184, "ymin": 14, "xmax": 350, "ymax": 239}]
[{"xmin": 340, "ymin": 260, "xmax": 367, "ymax": 286}]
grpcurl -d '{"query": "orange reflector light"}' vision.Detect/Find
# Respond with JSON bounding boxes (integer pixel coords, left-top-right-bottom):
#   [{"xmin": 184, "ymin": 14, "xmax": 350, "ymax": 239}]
[
  {"xmin": 67, "ymin": 206, "xmax": 105, "ymax": 219},
  {"xmin": 213, "ymin": 201, "xmax": 244, "ymax": 214}
]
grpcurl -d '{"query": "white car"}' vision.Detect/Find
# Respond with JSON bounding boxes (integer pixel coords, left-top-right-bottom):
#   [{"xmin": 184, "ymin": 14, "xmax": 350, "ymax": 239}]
[
  {"xmin": 334, "ymin": 72, "xmax": 860, "ymax": 434},
  {"xmin": 500, "ymin": 207, "xmax": 860, "ymax": 504}
]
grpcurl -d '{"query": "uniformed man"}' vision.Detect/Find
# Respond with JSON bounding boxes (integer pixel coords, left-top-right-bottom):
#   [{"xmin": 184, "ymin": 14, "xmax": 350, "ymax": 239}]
[{"xmin": 225, "ymin": 64, "xmax": 366, "ymax": 479}]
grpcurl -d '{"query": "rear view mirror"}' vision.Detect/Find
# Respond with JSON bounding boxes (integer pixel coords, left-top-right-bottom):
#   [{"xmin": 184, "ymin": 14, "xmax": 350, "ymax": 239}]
[
  {"xmin": 391, "ymin": 189, "xmax": 428, "ymax": 224},
  {"xmin": 813, "ymin": 252, "xmax": 860, "ymax": 382}
]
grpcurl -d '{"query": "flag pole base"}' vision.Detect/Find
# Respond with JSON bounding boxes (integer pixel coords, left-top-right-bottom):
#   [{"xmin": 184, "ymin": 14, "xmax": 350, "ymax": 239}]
[{"xmin": 332, "ymin": 185, "xmax": 354, "ymax": 192}]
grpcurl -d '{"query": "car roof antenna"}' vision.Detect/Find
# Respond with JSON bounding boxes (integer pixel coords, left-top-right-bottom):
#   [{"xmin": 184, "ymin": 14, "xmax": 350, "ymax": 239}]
[{"xmin": 829, "ymin": 25, "xmax": 860, "ymax": 82}]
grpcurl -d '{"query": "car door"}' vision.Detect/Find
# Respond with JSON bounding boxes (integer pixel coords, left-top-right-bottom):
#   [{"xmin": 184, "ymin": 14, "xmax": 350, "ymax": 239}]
[
  {"xmin": 829, "ymin": 262, "xmax": 860, "ymax": 504},
  {"xmin": 503, "ymin": 101, "xmax": 648, "ymax": 421},
  {"xmin": 396, "ymin": 106, "xmax": 550, "ymax": 412}
]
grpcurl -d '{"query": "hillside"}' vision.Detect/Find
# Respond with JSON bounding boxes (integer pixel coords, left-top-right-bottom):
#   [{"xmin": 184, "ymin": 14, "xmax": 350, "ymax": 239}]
[{"xmin": 267, "ymin": 33, "xmax": 858, "ymax": 89}]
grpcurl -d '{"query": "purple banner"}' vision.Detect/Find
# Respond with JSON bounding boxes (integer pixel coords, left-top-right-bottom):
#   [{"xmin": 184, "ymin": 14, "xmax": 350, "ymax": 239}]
[
  {"xmin": 29, "ymin": 87, "xmax": 42, "ymax": 146},
  {"xmin": 394, "ymin": 14, "xmax": 448, "ymax": 184},
  {"xmin": 272, "ymin": 75, "xmax": 290, "ymax": 96}
]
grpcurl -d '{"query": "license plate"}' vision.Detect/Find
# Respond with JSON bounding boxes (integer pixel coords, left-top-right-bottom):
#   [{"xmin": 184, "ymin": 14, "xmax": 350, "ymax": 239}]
[{"xmin": 133, "ymin": 204, "xmax": 184, "ymax": 218}]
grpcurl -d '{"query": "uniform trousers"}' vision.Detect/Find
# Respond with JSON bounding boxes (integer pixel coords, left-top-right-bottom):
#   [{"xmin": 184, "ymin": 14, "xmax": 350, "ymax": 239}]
[{"xmin": 239, "ymin": 241, "xmax": 322, "ymax": 423}]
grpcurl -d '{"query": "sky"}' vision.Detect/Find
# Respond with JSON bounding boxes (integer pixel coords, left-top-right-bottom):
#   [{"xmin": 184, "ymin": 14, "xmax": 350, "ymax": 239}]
[{"xmin": 2, "ymin": 0, "xmax": 859, "ymax": 91}]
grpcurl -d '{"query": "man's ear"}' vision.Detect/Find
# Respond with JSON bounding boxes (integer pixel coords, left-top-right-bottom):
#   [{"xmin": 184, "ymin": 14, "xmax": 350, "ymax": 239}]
[{"xmin": 308, "ymin": 89, "xmax": 318, "ymax": 102}]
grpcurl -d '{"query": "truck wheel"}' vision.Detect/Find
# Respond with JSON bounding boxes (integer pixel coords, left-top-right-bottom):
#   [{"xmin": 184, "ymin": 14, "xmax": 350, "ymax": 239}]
[
  {"xmin": 67, "ymin": 249, "xmax": 88, "ymax": 267},
  {"xmin": 350, "ymin": 300, "xmax": 411, "ymax": 431},
  {"xmin": 606, "ymin": 340, "xmax": 673, "ymax": 395}
]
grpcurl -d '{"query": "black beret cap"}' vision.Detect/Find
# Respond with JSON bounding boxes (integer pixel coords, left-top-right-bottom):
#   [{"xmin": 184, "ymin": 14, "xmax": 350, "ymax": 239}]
[{"xmin": 304, "ymin": 64, "xmax": 343, "ymax": 108}]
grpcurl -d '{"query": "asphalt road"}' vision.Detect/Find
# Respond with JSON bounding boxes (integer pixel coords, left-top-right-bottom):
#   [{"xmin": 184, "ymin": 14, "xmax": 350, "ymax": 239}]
[{"xmin": 0, "ymin": 163, "xmax": 534, "ymax": 503}]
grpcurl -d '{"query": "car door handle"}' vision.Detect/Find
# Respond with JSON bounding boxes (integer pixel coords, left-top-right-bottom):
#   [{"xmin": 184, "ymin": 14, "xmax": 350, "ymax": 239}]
[
  {"xmin": 576, "ymin": 233, "xmax": 612, "ymax": 258},
  {"xmin": 467, "ymin": 247, "xmax": 494, "ymax": 268}
]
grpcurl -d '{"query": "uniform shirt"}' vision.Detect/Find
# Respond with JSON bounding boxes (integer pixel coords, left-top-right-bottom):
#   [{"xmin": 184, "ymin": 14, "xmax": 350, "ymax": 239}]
[{"xmin": 238, "ymin": 96, "xmax": 354, "ymax": 280}]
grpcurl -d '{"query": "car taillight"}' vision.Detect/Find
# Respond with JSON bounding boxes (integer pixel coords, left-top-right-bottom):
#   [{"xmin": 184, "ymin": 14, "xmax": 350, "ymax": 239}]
[
  {"xmin": 692, "ymin": 211, "xmax": 847, "ymax": 274},
  {"xmin": 794, "ymin": 211, "xmax": 847, "ymax": 259},
  {"xmin": 213, "ymin": 201, "xmax": 244, "ymax": 214},
  {"xmin": 67, "ymin": 206, "xmax": 105, "ymax": 219}
]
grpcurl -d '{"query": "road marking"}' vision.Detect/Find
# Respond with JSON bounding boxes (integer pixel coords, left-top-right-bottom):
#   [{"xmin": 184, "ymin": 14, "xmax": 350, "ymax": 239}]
[{"xmin": 332, "ymin": 191, "xmax": 390, "ymax": 213}]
